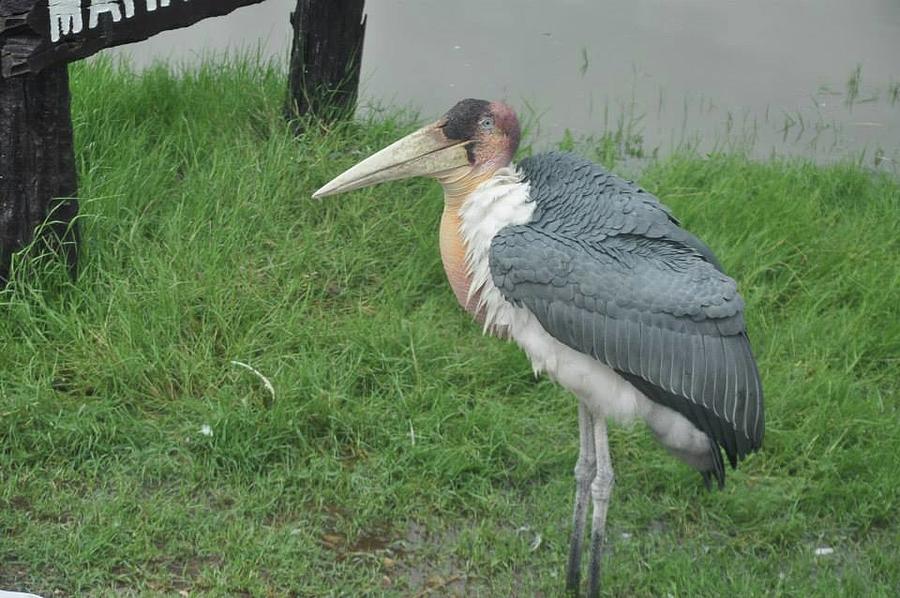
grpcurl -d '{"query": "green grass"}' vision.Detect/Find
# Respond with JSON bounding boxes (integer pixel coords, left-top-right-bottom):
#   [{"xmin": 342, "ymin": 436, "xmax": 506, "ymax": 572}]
[{"xmin": 1, "ymin": 57, "xmax": 899, "ymax": 596}]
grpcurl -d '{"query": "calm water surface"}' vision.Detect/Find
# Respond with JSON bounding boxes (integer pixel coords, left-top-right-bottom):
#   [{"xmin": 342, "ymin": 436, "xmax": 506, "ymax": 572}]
[{"xmin": 105, "ymin": 0, "xmax": 900, "ymax": 169}]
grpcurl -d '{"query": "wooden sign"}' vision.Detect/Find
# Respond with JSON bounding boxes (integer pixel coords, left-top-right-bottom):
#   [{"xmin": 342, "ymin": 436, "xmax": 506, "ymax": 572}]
[
  {"xmin": 1, "ymin": 0, "xmax": 366, "ymax": 287},
  {"xmin": 0, "ymin": 0, "xmax": 265, "ymax": 77}
]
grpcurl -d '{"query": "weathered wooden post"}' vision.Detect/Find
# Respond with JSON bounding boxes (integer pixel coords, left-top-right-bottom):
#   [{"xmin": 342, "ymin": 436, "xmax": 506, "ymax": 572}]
[
  {"xmin": 286, "ymin": 0, "xmax": 366, "ymax": 124},
  {"xmin": 0, "ymin": 61, "xmax": 78, "ymax": 283},
  {"xmin": 0, "ymin": 0, "xmax": 269, "ymax": 285}
]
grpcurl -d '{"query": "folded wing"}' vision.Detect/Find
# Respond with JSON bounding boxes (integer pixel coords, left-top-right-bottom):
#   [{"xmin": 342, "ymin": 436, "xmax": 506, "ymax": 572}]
[{"xmin": 489, "ymin": 153, "xmax": 764, "ymax": 469}]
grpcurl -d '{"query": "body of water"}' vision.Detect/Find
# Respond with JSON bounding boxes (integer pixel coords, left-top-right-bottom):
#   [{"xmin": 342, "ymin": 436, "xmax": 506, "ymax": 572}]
[{"xmin": 104, "ymin": 0, "xmax": 900, "ymax": 170}]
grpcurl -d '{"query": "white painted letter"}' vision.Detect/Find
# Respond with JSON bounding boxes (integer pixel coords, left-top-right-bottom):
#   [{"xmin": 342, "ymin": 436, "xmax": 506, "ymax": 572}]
[
  {"xmin": 145, "ymin": 0, "xmax": 172, "ymax": 11},
  {"xmin": 88, "ymin": 1, "xmax": 136, "ymax": 27},
  {"xmin": 48, "ymin": 0, "xmax": 83, "ymax": 43},
  {"xmin": 88, "ymin": 2, "xmax": 120, "ymax": 27}
]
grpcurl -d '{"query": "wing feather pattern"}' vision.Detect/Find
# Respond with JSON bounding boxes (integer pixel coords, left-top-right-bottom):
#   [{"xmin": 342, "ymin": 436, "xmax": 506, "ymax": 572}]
[{"xmin": 489, "ymin": 153, "xmax": 764, "ymax": 477}]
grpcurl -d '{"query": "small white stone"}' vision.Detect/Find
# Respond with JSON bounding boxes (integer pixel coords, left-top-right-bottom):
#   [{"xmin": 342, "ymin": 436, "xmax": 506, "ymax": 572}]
[
  {"xmin": 200, "ymin": 424, "xmax": 213, "ymax": 437},
  {"xmin": 814, "ymin": 546, "xmax": 835, "ymax": 556}
]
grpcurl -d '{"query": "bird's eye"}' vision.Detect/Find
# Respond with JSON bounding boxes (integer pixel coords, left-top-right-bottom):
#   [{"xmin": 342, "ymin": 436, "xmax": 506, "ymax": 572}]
[{"xmin": 479, "ymin": 117, "xmax": 495, "ymax": 130}]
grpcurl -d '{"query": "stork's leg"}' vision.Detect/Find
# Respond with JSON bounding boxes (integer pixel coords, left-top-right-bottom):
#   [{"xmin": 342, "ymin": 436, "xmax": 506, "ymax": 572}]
[
  {"xmin": 587, "ymin": 417, "xmax": 614, "ymax": 598},
  {"xmin": 565, "ymin": 402, "xmax": 596, "ymax": 595}
]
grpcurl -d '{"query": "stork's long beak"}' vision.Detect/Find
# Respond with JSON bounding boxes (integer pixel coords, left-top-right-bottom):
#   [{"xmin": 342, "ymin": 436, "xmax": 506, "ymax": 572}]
[{"xmin": 312, "ymin": 121, "xmax": 471, "ymax": 198}]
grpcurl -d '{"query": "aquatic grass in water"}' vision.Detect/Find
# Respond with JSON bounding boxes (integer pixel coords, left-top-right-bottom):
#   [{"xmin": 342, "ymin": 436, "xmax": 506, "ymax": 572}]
[
  {"xmin": 0, "ymin": 57, "xmax": 898, "ymax": 596},
  {"xmin": 559, "ymin": 63, "xmax": 900, "ymax": 174},
  {"xmin": 889, "ymin": 81, "xmax": 900, "ymax": 107},
  {"xmin": 845, "ymin": 64, "xmax": 863, "ymax": 108}
]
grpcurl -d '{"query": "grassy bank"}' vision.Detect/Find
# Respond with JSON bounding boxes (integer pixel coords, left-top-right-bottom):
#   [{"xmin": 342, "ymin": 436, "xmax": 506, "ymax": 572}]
[{"xmin": 1, "ymin": 58, "xmax": 898, "ymax": 596}]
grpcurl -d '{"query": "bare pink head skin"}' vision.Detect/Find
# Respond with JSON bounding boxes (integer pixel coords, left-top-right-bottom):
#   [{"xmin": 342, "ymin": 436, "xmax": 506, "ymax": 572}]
[
  {"xmin": 485, "ymin": 100, "xmax": 522, "ymax": 162},
  {"xmin": 434, "ymin": 99, "xmax": 522, "ymax": 197}
]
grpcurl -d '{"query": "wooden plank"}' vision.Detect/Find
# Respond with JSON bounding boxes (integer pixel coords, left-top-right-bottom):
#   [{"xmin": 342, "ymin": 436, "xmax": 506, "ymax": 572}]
[
  {"xmin": 0, "ymin": 0, "xmax": 265, "ymax": 78},
  {"xmin": 0, "ymin": 62, "xmax": 78, "ymax": 284},
  {"xmin": 286, "ymin": 0, "xmax": 366, "ymax": 124}
]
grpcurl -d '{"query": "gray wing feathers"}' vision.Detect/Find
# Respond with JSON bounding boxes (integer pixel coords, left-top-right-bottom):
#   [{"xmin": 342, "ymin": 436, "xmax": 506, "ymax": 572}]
[{"xmin": 491, "ymin": 152, "xmax": 764, "ymax": 468}]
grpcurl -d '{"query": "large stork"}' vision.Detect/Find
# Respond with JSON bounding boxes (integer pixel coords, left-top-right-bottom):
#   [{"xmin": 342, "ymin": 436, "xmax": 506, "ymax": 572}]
[{"xmin": 314, "ymin": 99, "xmax": 764, "ymax": 596}]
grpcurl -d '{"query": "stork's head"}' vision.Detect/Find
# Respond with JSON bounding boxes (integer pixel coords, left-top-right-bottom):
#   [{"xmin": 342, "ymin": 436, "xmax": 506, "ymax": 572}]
[{"xmin": 313, "ymin": 99, "xmax": 521, "ymax": 200}]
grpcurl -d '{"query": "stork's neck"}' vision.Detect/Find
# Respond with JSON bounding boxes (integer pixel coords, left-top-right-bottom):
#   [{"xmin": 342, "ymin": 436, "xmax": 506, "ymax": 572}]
[
  {"xmin": 439, "ymin": 204, "xmax": 475, "ymax": 312},
  {"xmin": 437, "ymin": 168, "xmax": 490, "ymax": 314},
  {"xmin": 436, "ymin": 165, "xmax": 533, "ymax": 317}
]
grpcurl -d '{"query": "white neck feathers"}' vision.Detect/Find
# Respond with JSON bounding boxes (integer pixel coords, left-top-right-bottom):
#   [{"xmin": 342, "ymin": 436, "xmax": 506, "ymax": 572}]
[{"xmin": 457, "ymin": 165, "xmax": 534, "ymax": 334}]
